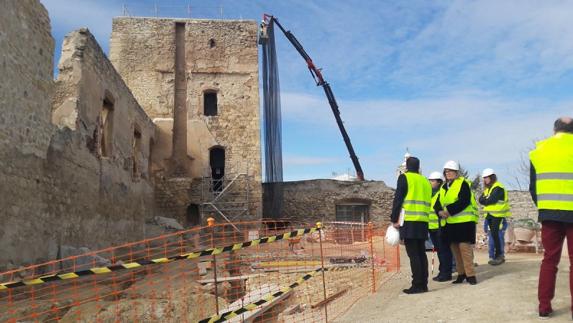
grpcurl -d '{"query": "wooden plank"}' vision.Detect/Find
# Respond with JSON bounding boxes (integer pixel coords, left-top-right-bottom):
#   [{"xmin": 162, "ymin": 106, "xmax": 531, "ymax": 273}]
[
  {"xmin": 311, "ymin": 288, "xmax": 348, "ymax": 309},
  {"xmin": 196, "ymin": 274, "xmax": 263, "ymax": 284}
]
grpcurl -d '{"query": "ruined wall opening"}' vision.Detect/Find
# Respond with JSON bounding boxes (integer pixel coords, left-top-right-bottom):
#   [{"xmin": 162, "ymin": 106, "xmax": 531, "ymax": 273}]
[
  {"xmin": 209, "ymin": 38, "xmax": 216, "ymax": 48},
  {"xmin": 209, "ymin": 146, "xmax": 225, "ymax": 193},
  {"xmin": 99, "ymin": 96, "xmax": 114, "ymax": 157},
  {"xmin": 148, "ymin": 138, "xmax": 154, "ymax": 179},
  {"xmin": 186, "ymin": 204, "xmax": 200, "ymax": 226},
  {"xmin": 335, "ymin": 202, "xmax": 370, "ymax": 223},
  {"xmin": 132, "ymin": 126, "xmax": 142, "ymax": 180},
  {"xmin": 203, "ymin": 91, "xmax": 218, "ymax": 116}
]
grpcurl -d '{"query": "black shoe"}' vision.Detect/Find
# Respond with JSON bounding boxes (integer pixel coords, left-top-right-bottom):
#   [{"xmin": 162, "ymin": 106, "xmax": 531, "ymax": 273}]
[
  {"xmin": 538, "ymin": 310, "xmax": 552, "ymax": 319},
  {"xmin": 452, "ymin": 274, "xmax": 467, "ymax": 284},
  {"xmin": 466, "ymin": 276, "xmax": 477, "ymax": 285},
  {"xmin": 402, "ymin": 286, "xmax": 428, "ymax": 294},
  {"xmin": 433, "ymin": 275, "xmax": 452, "ymax": 282}
]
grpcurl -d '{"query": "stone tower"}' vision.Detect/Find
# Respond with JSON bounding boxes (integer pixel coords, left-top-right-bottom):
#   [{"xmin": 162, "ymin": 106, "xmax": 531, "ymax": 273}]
[{"xmin": 109, "ymin": 17, "xmax": 262, "ymax": 224}]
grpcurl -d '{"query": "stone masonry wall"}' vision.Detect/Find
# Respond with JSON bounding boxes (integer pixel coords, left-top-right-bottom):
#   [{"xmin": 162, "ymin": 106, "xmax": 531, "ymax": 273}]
[
  {"xmin": 507, "ymin": 190, "xmax": 537, "ymax": 220},
  {"xmin": 0, "ymin": 0, "xmax": 157, "ymax": 268},
  {"xmin": 110, "ymin": 18, "xmax": 262, "ymax": 222},
  {"xmin": 274, "ymin": 180, "xmax": 395, "ymax": 226}
]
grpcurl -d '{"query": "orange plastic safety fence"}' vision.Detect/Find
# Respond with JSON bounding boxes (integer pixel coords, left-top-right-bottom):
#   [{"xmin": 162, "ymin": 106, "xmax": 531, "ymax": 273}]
[{"xmin": 0, "ymin": 220, "xmax": 399, "ymax": 322}]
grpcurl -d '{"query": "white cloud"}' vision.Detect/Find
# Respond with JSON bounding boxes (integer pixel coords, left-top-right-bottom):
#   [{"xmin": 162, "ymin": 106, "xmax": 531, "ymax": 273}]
[
  {"xmin": 391, "ymin": 0, "xmax": 573, "ymax": 89},
  {"xmin": 281, "ymin": 90, "xmax": 572, "ymax": 188}
]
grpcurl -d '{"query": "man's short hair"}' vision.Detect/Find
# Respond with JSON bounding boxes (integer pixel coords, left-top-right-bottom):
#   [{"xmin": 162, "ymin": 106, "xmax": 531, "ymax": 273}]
[
  {"xmin": 554, "ymin": 117, "xmax": 573, "ymax": 134},
  {"xmin": 406, "ymin": 156, "xmax": 420, "ymax": 172}
]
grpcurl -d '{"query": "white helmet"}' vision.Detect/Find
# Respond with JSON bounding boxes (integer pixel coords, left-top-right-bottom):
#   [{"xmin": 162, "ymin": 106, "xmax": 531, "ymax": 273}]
[
  {"xmin": 482, "ymin": 168, "xmax": 495, "ymax": 178},
  {"xmin": 443, "ymin": 160, "xmax": 459, "ymax": 171},
  {"xmin": 428, "ymin": 171, "xmax": 443, "ymax": 180}
]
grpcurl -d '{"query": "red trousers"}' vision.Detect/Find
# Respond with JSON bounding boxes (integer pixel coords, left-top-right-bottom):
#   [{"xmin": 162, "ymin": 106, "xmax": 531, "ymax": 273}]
[{"xmin": 539, "ymin": 221, "xmax": 573, "ymax": 313}]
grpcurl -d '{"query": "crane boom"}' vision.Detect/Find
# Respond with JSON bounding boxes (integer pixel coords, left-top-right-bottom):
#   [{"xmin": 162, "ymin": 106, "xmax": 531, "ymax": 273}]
[{"xmin": 261, "ymin": 15, "xmax": 365, "ymax": 181}]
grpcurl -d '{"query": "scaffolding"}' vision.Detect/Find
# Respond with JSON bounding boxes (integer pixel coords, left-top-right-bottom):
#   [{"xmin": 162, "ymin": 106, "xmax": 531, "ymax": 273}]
[{"xmin": 201, "ymin": 172, "xmax": 253, "ymax": 229}]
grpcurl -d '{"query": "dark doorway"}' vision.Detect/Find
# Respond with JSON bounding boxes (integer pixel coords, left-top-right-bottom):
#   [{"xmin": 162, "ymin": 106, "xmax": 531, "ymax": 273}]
[
  {"xmin": 210, "ymin": 147, "xmax": 225, "ymax": 193},
  {"xmin": 186, "ymin": 204, "xmax": 200, "ymax": 226}
]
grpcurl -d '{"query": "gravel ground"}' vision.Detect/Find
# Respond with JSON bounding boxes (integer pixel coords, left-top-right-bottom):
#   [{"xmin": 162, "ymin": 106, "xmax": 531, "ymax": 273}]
[{"xmin": 334, "ymin": 246, "xmax": 573, "ymax": 323}]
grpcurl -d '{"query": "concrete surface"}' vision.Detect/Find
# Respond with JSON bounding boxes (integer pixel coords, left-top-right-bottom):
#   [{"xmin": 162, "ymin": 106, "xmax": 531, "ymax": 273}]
[{"xmin": 335, "ymin": 246, "xmax": 572, "ymax": 323}]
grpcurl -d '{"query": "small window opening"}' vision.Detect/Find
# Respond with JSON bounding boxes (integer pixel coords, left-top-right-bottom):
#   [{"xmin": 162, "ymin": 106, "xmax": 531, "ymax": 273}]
[
  {"xmin": 209, "ymin": 38, "xmax": 216, "ymax": 48},
  {"xmin": 204, "ymin": 91, "xmax": 218, "ymax": 116},
  {"xmin": 99, "ymin": 98, "xmax": 114, "ymax": 157},
  {"xmin": 148, "ymin": 138, "xmax": 154, "ymax": 179},
  {"xmin": 132, "ymin": 127, "xmax": 142, "ymax": 179}
]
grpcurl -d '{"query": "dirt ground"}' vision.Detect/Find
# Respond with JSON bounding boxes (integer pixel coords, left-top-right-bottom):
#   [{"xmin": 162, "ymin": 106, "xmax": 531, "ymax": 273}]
[{"xmin": 335, "ymin": 246, "xmax": 573, "ymax": 323}]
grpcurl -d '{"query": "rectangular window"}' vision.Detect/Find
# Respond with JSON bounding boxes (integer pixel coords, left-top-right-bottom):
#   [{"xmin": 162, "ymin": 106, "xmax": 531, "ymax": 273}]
[
  {"xmin": 335, "ymin": 204, "xmax": 369, "ymax": 223},
  {"xmin": 204, "ymin": 92, "xmax": 218, "ymax": 116},
  {"xmin": 99, "ymin": 99, "xmax": 114, "ymax": 157}
]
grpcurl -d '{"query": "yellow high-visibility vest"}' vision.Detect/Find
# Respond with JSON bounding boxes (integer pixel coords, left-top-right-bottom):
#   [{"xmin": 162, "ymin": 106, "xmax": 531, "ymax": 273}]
[
  {"xmin": 483, "ymin": 181, "xmax": 511, "ymax": 218},
  {"xmin": 403, "ymin": 172, "xmax": 432, "ymax": 223},
  {"xmin": 530, "ymin": 133, "xmax": 573, "ymax": 211},
  {"xmin": 440, "ymin": 177, "xmax": 478, "ymax": 224},
  {"xmin": 429, "ymin": 191, "xmax": 445, "ymax": 230}
]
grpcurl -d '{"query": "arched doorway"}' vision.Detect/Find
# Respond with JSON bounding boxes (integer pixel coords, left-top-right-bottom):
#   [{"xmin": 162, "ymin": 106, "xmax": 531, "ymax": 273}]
[
  {"xmin": 186, "ymin": 204, "xmax": 200, "ymax": 226},
  {"xmin": 210, "ymin": 147, "xmax": 225, "ymax": 193}
]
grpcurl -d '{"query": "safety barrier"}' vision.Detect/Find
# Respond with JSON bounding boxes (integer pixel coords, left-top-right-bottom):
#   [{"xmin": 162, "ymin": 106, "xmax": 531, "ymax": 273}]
[{"xmin": 0, "ymin": 220, "xmax": 399, "ymax": 322}]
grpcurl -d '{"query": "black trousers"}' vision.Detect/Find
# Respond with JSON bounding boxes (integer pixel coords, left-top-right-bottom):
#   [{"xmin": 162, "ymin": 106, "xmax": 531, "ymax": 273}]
[
  {"xmin": 429, "ymin": 229, "xmax": 453, "ymax": 278},
  {"xmin": 404, "ymin": 238, "xmax": 428, "ymax": 289},
  {"xmin": 487, "ymin": 215, "xmax": 503, "ymax": 258}
]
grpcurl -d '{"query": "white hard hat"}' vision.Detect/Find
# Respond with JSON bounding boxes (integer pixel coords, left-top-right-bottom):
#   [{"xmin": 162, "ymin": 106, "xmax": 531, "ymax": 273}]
[
  {"xmin": 443, "ymin": 160, "xmax": 459, "ymax": 171},
  {"xmin": 385, "ymin": 224, "xmax": 400, "ymax": 246},
  {"xmin": 428, "ymin": 171, "xmax": 443, "ymax": 180},
  {"xmin": 482, "ymin": 168, "xmax": 495, "ymax": 178}
]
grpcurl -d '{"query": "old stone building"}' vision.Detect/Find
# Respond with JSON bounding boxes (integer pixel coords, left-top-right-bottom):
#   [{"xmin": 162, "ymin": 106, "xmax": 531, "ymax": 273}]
[
  {"xmin": 109, "ymin": 17, "xmax": 262, "ymax": 226},
  {"xmin": 272, "ymin": 180, "xmax": 395, "ymax": 226},
  {"xmin": 0, "ymin": 0, "xmax": 155, "ymax": 268}
]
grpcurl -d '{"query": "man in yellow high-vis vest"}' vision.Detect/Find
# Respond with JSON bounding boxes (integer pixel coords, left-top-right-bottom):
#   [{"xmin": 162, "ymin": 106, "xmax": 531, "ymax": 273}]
[
  {"xmin": 530, "ymin": 117, "xmax": 573, "ymax": 319},
  {"xmin": 428, "ymin": 171, "xmax": 453, "ymax": 282},
  {"xmin": 390, "ymin": 157, "xmax": 432, "ymax": 294},
  {"xmin": 479, "ymin": 168, "xmax": 511, "ymax": 266}
]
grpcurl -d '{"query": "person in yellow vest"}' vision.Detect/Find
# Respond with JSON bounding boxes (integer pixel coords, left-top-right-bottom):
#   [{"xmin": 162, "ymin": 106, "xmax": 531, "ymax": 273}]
[
  {"xmin": 428, "ymin": 171, "xmax": 453, "ymax": 281},
  {"xmin": 390, "ymin": 157, "xmax": 432, "ymax": 294},
  {"xmin": 530, "ymin": 117, "xmax": 573, "ymax": 319},
  {"xmin": 433, "ymin": 160, "xmax": 479, "ymax": 285},
  {"xmin": 479, "ymin": 168, "xmax": 511, "ymax": 266}
]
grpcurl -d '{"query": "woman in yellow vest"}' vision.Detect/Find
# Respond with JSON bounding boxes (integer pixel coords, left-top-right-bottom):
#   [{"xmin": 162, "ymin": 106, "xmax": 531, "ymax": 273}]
[
  {"xmin": 428, "ymin": 171, "xmax": 453, "ymax": 281},
  {"xmin": 433, "ymin": 160, "xmax": 479, "ymax": 285},
  {"xmin": 478, "ymin": 168, "xmax": 510, "ymax": 266}
]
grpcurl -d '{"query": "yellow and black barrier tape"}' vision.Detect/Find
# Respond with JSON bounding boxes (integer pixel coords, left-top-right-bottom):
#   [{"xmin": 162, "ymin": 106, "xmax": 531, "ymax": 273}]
[
  {"xmin": 0, "ymin": 227, "xmax": 318, "ymax": 291},
  {"xmin": 199, "ymin": 267, "xmax": 324, "ymax": 323}
]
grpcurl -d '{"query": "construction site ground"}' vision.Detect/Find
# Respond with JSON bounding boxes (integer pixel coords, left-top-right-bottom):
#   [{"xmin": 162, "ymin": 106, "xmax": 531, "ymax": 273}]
[{"xmin": 335, "ymin": 246, "xmax": 572, "ymax": 323}]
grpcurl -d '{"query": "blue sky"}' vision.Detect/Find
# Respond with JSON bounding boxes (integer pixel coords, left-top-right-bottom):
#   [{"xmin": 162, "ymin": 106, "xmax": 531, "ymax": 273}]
[{"xmin": 41, "ymin": 0, "xmax": 573, "ymax": 189}]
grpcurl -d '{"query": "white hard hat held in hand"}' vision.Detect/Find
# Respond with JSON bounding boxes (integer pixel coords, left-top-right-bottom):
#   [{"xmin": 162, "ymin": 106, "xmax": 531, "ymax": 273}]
[
  {"xmin": 385, "ymin": 224, "xmax": 400, "ymax": 246},
  {"xmin": 443, "ymin": 160, "xmax": 459, "ymax": 171},
  {"xmin": 482, "ymin": 168, "xmax": 495, "ymax": 178},
  {"xmin": 428, "ymin": 171, "xmax": 443, "ymax": 180}
]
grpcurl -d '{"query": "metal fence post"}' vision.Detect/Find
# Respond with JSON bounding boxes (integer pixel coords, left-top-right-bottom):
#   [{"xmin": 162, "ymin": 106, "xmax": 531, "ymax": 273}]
[
  {"xmin": 208, "ymin": 217, "xmax": 219, "ymax": 315},
  {"xmin": 368, "ymin": 222, "xmax": 376, "ymax": 293},
  {"xmin": 317, "ymin": 222, "xmax": 329, "ymax": 322}
]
